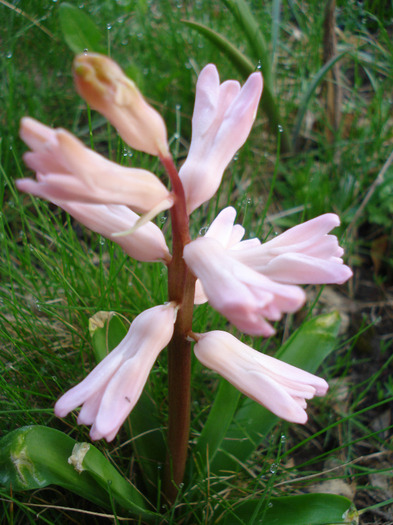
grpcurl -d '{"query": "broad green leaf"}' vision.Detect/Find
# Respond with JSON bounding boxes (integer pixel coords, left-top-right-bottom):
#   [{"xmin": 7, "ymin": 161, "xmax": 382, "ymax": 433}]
[
  {"xmin": 183, "ymin": 20, "xmax": 292, "ymax": 153},
  {"xmin": 192, "ymin": 378, "xmax": 241, "ymax": 476},
  {"xmin": 127, "ymin": 389, "xmax": 167, "ymax": 494},
  {"xmin": 89, "ymin": 311, "xmax": 129, "ymax": 362},
  {"xmin": 183, "ymin": 20, "xmax": 255, "ymax": 77},
  {"xmin": 222, "ymin": 0, "xmax": 273, "ymax": 91},
  {"xmin": 90, "ymin": 311, "xmax": 166, "ymax": 493},
  {"xmin": 211, "ymin": 312, "xmax": 341, "ymax": 474},
  {"xmin": 59, "ymin": 3, "xmax": 106, "ymax": 54},
  {"xmin": 0, "ymin": 426, "xmax": 157, "ymax": 520},
  {"xmin": 216, "ymin": 493, "xmax": 358, "ymax": 525}
]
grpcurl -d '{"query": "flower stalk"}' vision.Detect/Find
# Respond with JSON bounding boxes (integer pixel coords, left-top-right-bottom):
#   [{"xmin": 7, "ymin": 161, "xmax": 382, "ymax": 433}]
[{"xmin": 160, "ymin": 152, "xmax": 195, "ymax": 502}]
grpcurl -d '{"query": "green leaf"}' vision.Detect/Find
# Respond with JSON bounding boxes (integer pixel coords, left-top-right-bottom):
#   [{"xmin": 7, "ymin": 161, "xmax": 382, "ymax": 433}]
[
  {"xmin": 211, "ymin": 312, "xmax": 341, "ymax": 474},
  {"xmin": 292, "ymin": 52, "xmax": 348, "ymax": 149},
  {"xmin": 192, "ymin": 378, "xmax": 241, "ymax": 476},
  {"xmin": 127, "ymin": 389, "xmax": 167, "ymax": 493},
  {"xmin": 216, "ymin": 493, "xmax": 357, "ymax": 525},
  {"xmin": 0, "ymin": 426, "xmax": 157, "ymax": 520},
  {"xmin": 58, "ymin": 3, "xmax": 106, "ymax": 55},
  {"xmin": 89, "ymin": 311, "xmax": 129, "ymax": 363},
  {"xmin": 222, "ymin": 0, "xmax": 273, "ymax": 91},
  {"xmin": 183, "ymin": 19, "xmax": 255, "ymax": 78}
]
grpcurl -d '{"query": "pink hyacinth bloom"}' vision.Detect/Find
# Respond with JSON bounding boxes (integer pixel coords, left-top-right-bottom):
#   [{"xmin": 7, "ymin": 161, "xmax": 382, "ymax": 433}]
[
  {"xmin": 17, "ymin": 117, "xmax": 172, "ymax": 214},
  {"xmin": 55, "ymin": 303, "xmax": 177, "ymax": 442},
  {"xmin": 57, "ymin": 202, "xmax": 171, "ymax": 263},
  {"xmin": 73, "ymin": 53, "xmax": 169, "ymax": 157},
  {"xmin": 194, "ymin": 331, "xmax": 328, "ymax": 423},
  {"xmin": 184, "ymin": 237, "xmax": 305, "ymax": 336},
  {"xmin": 179, "ymin": 64, "xmax": 263, "ymax": 214},
  {"xmin": 230, "ymin": 213, "xmax": 353, "ymax": 284},
  {"xmin": 194, "ymin": 206, "xmax": 260, "ymax": 304}
]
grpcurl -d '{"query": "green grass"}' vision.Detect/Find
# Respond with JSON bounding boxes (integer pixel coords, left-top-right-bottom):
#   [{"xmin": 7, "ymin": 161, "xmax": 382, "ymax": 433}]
[{"xmin": 1, "ymin": 0, "xmax": 393, "ymax": 523}]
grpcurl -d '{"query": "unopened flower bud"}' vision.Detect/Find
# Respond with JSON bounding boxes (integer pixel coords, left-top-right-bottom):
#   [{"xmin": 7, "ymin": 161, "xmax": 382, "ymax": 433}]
[{"xmin": 73, "ymin": 53, "xmax": 169, "ymax": 157}]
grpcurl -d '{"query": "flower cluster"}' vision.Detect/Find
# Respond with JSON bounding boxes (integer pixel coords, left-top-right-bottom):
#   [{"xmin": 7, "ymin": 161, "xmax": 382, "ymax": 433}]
[{"xmin": 17, "ymin": 54, "xmax": 352, "ymax": 442}]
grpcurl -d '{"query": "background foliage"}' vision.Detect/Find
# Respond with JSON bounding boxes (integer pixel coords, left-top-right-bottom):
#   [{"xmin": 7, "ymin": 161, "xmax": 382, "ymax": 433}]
[{"xmin": 1, "ymin": 0, "xmax": 393, "ymax": 523}]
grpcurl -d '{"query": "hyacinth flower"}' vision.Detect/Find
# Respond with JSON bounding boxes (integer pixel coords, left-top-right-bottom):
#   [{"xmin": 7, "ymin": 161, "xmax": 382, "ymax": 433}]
[
  {"xmin": 194, "ymin": 331, "xmax": 329, "ymax": 424},
  {"xmin": 189, "ymin": 207, "xmax": 353, "ymax": 332},
  {"xmin": 56, "ymin": 201, "xmax": 171, "ymax": 263},
  {"xmin": 179, "ymin": 64, "xmax": 263, "ymax": 214},
  {"xmin": 230, "ymin": 212, "xmax": 353, "ymax": 285},
  {"xmin": 184, "ymin": 236, "xmax": 306, "ymax": 336},
  {"xmin": 73, "ymin": 53, "xmax": 170, "ymax": 157},
  {"xmin": 55, "ymin": 304, "xmax": 178, "ymax": 442},
  {"xmin": 16, "ymin": 53, "xmax": 352, "ymax": 502},
  {"xmin": 16, "ymin": 117, "xmax": 173, "ymax": 215}
]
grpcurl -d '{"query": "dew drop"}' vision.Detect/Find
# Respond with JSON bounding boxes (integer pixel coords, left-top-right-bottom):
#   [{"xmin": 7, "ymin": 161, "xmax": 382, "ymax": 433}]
[
  {"xmin": 199, "ymin": 226, "xmax": 208, "ymax": 235},
  {"xmin": 280, "ymin": 434, "xmax": 286, "ymax": 443},
  {"xmin": 256, "ymin": 61, "xmax": 262, "ymax": 70},
  {"xmin": 83, "ymin": 48, "xmax": 88, "ymax": 54},
  {"xmin": 270, "ymin": 463, "xmax": 278, "ymax": 474},
  {"xmin": 160, "ymin": 216, "xmax": 167, "ymax": 224},
  {"xmin": 277, "ymin": 124, "xmax": 284, "ymax": 133},
  {"xmin": 106, "ymin": 23, "xmax": 112, "ymax": 30},
  {"xmin": 6, "ymin": 51, "xmax": 13, "ymax": 59}
]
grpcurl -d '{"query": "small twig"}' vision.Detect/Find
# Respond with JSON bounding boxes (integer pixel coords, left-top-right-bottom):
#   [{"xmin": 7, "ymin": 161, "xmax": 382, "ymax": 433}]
[
  {"xmin": 275, "ymin": 450, "xmax": 390, "ymax": 487},
  {"xmin": 348, "ymin": 148, "xmax": 393, "ymax": 233},
  {"xmin": 0, "ymin": 0, "xmax": 56, "ymax": 39},
  {"xmin": 0, "ymin": 499, "xmax": 133, "ymax": 521}
]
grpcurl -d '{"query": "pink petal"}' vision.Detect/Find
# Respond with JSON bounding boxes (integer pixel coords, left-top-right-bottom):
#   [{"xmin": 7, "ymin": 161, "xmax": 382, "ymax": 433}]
[
  {"xmin": 194, "ymin": 331, "xmax": 328, "ymax": 424},
  {"xmin": 184, "ymin": 237, "xmax": 305, "ymax": 336},
  {"xmin": 179, "ymin": 68, "xmax": 263, "ymax": 214},
  {"xmin": 57, "ymin": 202, "xmax": 171, "ymax": 263}
]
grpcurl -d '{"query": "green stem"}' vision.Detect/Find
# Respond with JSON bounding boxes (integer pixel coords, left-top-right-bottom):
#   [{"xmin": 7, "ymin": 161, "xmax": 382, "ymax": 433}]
[{"xmin": 160, "ymin": 155, "xmax": 195, "ymax": 504}]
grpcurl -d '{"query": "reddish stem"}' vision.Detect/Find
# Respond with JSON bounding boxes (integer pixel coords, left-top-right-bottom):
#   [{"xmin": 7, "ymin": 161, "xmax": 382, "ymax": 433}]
[{"xmin": 160, "ymin": 154, "xmax": 195, "ymax": 503}]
